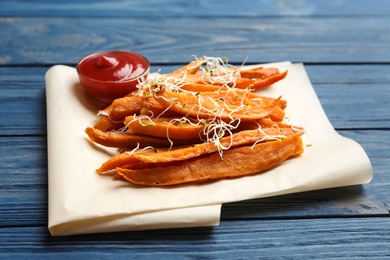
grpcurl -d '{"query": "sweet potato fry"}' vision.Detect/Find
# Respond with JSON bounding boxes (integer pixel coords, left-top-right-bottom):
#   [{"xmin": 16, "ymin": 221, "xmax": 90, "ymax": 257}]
[
  {"xmin": 115, "ymin": 134, "xmax": 302, "ymax": 186},
  {"xmin": 109, "ymin": 95, "xmax": 144, "ymax": 121},
  {"xmin": 124, "ymin": 116, "xmax": 205, "ymax": 140},
  {"xmin": 133, "ymin": 127, "xmax": 301, "ymax": 164},
  {"xmin": 93, "ymin": 95, "xmax": 144, "ymax": 131},
  {"xmin": 259, "ymin": 118, "xmax": 302, "ymax": 130},
  {"xmin": 140, "ymin": 96, "xmax": 183, "ymax": 118},
  {"xmin": 260, "ymin": 95, "xmax": 287, "ymax": 110},
  {"xmin": 168, "ymin": 59, "xmax": 203, "ymax": 76},
  {"xmin": 268, "ymin": 106, "xmax": 286, "ymax": 122},
  {"xmin": 292, "ymin": 136, "xmax": 304, "ymax": 157},
  {"xmin": 85, "ymin": 127, "xmax": 201, "ymax": 149},
  {"xmin": 234, "ymin": 70, "xmax": 288, "ymax": 90},
  {"xmin": 251, "ymin": 70, "xmax": 288, "ymax": 90},
  {"xmin": 93, "ymin": 116, "xmax": 125, "ymax": 132},
  {"xmin": 97, "ymin": 151, "xmax": 142, "ymax": 173},
  {"xmin": 240, "ymin": 67, "xmax": 280, "ymax": 79},
  {"xmin": 96, "ymin": 125, "xmax": 302, "ymax": 173},
  {"xmin": 244, "ymin": 93, "xmax": 286, "ymax": 121},
  {"xmin": 156, "ymin": 90, "xmax": 281, "ymax": 120},
  {"xmin": 96, "ymin": 147, "xmax": 162, "ymax": 174},
  {"xmin": 178, "ymin": 67, "xmax": 286, "ymax": 91},
  {"xmin": 181, "ymin": 82, "xmax": 226, "ymax": 92}
]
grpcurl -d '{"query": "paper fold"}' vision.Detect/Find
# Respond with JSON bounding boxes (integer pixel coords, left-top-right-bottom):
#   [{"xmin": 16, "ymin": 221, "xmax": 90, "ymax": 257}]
[
  {"xmin": 46, "ymin": 63, "xmax": 372, "ymax": 236},
  {"xmin": 49, "ymin": 204, "xmax": 221, "ymax": 236}
]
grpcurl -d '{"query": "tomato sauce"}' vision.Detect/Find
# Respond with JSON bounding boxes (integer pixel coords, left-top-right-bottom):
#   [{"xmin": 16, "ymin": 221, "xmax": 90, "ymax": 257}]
[{"xmin": 77, "ymin": 51, "xmax": 150, "ymax": 102}]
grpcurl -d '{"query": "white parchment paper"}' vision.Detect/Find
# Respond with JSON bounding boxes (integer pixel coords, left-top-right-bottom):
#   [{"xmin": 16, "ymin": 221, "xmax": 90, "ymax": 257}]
[{"xmin": 46, "ymin": 63, "xmax": 372, "ymax": 236}]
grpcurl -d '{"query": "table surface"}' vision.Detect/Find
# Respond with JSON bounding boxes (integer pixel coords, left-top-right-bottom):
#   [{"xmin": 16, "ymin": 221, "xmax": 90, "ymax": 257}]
[{"xmin": 1, "ymin": 0, "xmax": 390, "ymax": 258}]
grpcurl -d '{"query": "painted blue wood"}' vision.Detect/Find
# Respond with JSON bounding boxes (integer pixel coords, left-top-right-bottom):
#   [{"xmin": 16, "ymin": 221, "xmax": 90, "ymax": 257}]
[
  {"xmin": 1, "ymin": 0, "xmax": 390, "ymax": 17},
  {"xmin": 0, "ymin": 0, "xmax": 389, "ymax": 257},
  {"xmin": 0, "ymin": 67, "xmax": 47, "ymax": 135},
  {"xmin": 0, "ymin": 16, "xmax": 389, "ymax": 65},
  {"xmin": 1, "ymin": 218, "xmax": 390, "ymax": 258}
]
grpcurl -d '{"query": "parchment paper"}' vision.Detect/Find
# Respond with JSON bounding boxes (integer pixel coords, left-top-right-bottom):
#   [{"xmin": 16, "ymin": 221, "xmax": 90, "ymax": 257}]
[{"xmin": 46, "ymin": 62, "xmax": 373, "ymax": 236}]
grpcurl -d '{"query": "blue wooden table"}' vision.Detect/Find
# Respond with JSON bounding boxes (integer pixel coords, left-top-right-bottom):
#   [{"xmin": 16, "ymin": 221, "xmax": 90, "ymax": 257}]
[{"xmin": 1, "ymin": 0, "xmax": 390, "ymax": 258}]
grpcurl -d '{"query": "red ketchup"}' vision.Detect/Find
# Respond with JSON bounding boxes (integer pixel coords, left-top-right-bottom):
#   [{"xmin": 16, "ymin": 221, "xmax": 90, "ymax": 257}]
[{"xmin": 77, "ymin": 51, "xmax": 150, "ymax": 102}]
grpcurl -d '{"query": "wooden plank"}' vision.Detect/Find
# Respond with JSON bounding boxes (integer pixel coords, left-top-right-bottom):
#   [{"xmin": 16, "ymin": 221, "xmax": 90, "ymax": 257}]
[
  {"xmin": 0, "ymin": 129, "xmax": 388, "ymax": 228},
  {"xmin": 0, "ymin": 64, "xmax": 388, "ymax": 136},
  {"xmin": 306, "ymin": 65, "xmax": 390, "ymax": 129},
  {"xmin": 1, "ymin": 217, "xmax": 390, "ymax": 258},
  {"xmin": 0, "ymin": 136, "xmax": 48, "ymax": 227},
  {"xmin": 0, "ymin": 67, "xmax": 47, "ymax": 136},
  {"xmin": 0, "ymin": 16, "xmax": 389, "ymax": 64},
  {"xmin": 1, "ymin": 0, "xmax": 388, "ymax": 256},
  {"xmin": 1, "ymin": 0, "xmax": 390, "ymax": 17}
]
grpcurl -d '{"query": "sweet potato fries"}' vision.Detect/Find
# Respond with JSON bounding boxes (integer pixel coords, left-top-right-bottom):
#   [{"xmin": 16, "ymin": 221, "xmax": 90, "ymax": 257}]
[{"xmin": 85, "ymin": 56, "xmax": 304, "ymax": 186}]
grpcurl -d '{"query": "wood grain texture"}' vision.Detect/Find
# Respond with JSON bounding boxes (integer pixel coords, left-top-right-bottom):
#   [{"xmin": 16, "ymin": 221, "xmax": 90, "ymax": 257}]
[
  {"xmin": 1, "ymin": 16, "xmax": 389, "ymax": 65},
  {"xmin": 0, "ymin": 67, "xmax": 47, "ymax": 135},
  {"xmin": 307, "ymin": 66, "xmax": 390, "ymax": 129},
  {"xmin": 1, "ymin": 0, "xmax": 390, "ymax": 257},
  {"xmin": 1, "ymin": 0, "xmax": 390, "ymax": 17},
  {"xmin": 1, "ymin": 218, "xmax": 390, "ymax": 258}
]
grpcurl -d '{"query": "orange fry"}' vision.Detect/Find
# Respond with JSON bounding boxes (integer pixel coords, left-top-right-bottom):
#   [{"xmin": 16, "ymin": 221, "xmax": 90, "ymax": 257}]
[
  {"xmin": 124, "ymin": 116, "xmax": 205, "ymax": 140},
  {"xmin": 115, "ymin": 135, "xmax": 302, "ymax": 186},
  {"xmin": 268, "ymin": 106, "xmax": 286, "ymax": 122},
  {"xmin": 85, "ymin": 127, "xmax": 200, "ymax": 149},
  {"xmin": 133, "ymin": 127, "xmax": 301, "ymax": 164},
  {"xmin": 156, "ymin": 90, "xmax": 281, "ymax": 120},
  {"xmin": 140, "ymin": 96, "xmax": 183, "ymax": 118},
  {"xmin": 93, "ymin": 95, "xmax": 144, "ymax": 131},
  {"xmin": 181, "ymin": 82, "xmax": 226, "ymax": 92},
  {"xmin": 234, "ymin": 70, "xmax": 288, "ymax": 90},
  {"xmin": 240, "ymin": 67, "xmax": 280, "ymax": 79},
  {"xmin": 168, "ymin": 59, "xmax": 203, "ymax": 76},
  {"xmin": 109, "ymin": 95, "xmax": 144, "ymax": 121},
  {"xmin": 97, "ymin": 126, "xmax": 301, "ymax": 173},
  {"xmin": 93, "ymin": 116, "xmax": 125, "ymax": 132}
]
